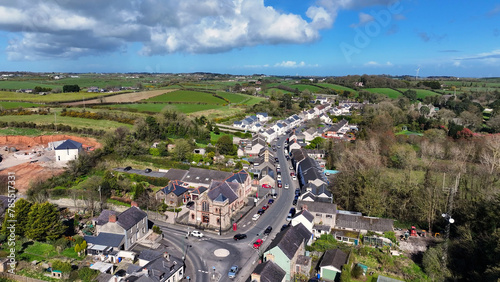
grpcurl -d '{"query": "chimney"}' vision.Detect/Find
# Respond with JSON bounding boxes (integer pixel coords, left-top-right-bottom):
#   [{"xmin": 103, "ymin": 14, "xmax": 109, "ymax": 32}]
[
  {"xmin": 131, "ymin": 201, "xmax": 138, "ymax": 208},
  {"xmin": 163, "ymin": 252, "xmax": 170, "ymax": 261},
  {"xmin": 109, "ymin": 214, "xmax": 117, "ymax": 223},
  {"xmin": 251, "ymin": 273, "xmax": 261, "ymax": 282},
  {"xmin": 302, "ymin": 204, "xmax": 308, "ymax": 211}
]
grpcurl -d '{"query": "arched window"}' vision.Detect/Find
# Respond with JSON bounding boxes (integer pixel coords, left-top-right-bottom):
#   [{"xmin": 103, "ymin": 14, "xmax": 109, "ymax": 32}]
[{"xmin": 202, "ymin": 201, "xmax": 209, "ymax": 212}]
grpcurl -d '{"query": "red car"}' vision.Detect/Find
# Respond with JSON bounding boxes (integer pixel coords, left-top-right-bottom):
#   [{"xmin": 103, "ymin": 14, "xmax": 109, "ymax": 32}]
[
  {"xmin": 262, "ymin": 184, "xmax": 272, "ymax": 189},
  {"xmin": 253, "ymin": 239, "xmax": 263, "ymax": 249},
  {"xmin": 278, "ymin": 182, "xmax": 282, "ymax": 188},
  {"xmin": 290, "ymin": 172, "xmax": 295, "ymax": 177},
  {"xmin": 262, "ymin": 205, "xmax": 269, "ymax": 210}
]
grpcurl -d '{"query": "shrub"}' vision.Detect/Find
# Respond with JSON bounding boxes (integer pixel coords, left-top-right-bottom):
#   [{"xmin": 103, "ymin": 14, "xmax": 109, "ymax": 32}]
[{"xmin": 352, "ymin": 264, "xmax": 364, "ymax": 278}]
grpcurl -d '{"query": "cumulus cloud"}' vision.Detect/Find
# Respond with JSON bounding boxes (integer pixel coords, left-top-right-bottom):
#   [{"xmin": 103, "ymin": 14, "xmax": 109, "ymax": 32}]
[
  {"xmin": 274, "ymin": 61, "xmax": 306, "ymax": 68},
  {"xmin": 0, "ymin": 0, "xmax": 398, "ymax": 60}
]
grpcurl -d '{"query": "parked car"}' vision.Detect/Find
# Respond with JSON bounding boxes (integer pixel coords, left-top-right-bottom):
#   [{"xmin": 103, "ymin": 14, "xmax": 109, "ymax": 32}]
[
  {"xmin": 262, "ymin": 205, "xmax": 269, "ymax": 210},
  {"xmin": 292, "ymin": 199, "xmax": 297, "ymax": 205},
  {"xmin": 277, "ymin": 182, "xmax": 282, "ymax": 188},
  {"xmin": 186, "ymin": 201, "xmax": 195, "ymax": 208},
  {"xmin": 124, "ymin": 166, "xmax": 132, "ymax": 171},
  {"xmin": 252, "ymin": 214, "xmax": 260, "ymax": 221},
  {"xmin": 281, "ymin": 224, "xmax": 290, "ymax": 231},
  {"xmin": 145, "ymin": 168, "xmax": 152, "ymax": 173},
  {"xmin": 268, "ymin": 199, "xmax": 275, "ymax": 205},
  {"xmin": 289, "ymin": 207, "xmax": 296, "ymax": 217},
  {"xmin": 290, "ymin": 172, "xmax": 295, "ymax": 176},
  {"xmin": 286, "ymin": 214, "xmax": 292, "ymax": 221},
  {"xmin": 264, "ymin": 226, "xmax": 272, "ymax": 235},
  {"xmin": 273, "ymin": 193, "xmax": 277, "ymax": 198},
  {"xmin": 253, "ymin": 239, "xmax": 263, "ymax": 249},
  {"xmin": 190, "ymin": 230, "xmax": 204, "ymax": 238},
  {"xmin": 277, "ymin": 175, "xmax": 281, "ymax": 180},
  {"xmin": 257, "ymin": 209, "xmax": 265, "ymax": 215},
  {"xmin": 228, "ymin": 265, "xmax": 238, "ymax": 279},
  {"xmin": 289, "ymin": 166, "xmax": 293, "ymax": 170},
  {"xmin": 286, "ymin": 156, "xmax": 290, "ymax": 161},
  {"xmin": 262, "ymin": 184, "xmax": 271, "ymax": 189},
  {"xmin": 277, "ymin": 164, "xmax": 280, "ymax": 168},
  {"xmin": 233, "ymin": 234, "xmax": 247, "ymax": 240},
  {"xmin": 292, "ymin": 175, "xmax": 297, "ymax": 181}
]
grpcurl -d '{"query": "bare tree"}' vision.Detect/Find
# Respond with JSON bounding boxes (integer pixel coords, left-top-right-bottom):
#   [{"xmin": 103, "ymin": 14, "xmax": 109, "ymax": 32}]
[{"xmin": 480, "ymin": 135, "xmax": 500, "ymax": 175}]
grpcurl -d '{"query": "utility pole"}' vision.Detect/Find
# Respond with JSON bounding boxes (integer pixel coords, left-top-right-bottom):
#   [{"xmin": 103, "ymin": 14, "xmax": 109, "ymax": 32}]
[{"xmin": 442, "ymin": 173, "xmax": 460, "ymax": 265}]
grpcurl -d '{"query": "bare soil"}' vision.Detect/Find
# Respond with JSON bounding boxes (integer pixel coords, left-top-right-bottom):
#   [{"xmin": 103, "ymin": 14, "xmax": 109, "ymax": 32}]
[{"xmin": 0, "ymin": 134, "xmax": 101, "ymax": 150}]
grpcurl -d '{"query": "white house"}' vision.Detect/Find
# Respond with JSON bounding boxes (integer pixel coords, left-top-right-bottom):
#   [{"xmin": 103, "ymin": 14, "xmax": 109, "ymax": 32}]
[
  {"xmin": 54, "ymin": 139, "xmax": 83, "ymax": 162},
  {"xmin": 291, "ymin": 210, "xmax": 314, "ymax": 233},
  {"xmin": 256, "ymin": 112, "xmax": 270, "ymax": 122}
]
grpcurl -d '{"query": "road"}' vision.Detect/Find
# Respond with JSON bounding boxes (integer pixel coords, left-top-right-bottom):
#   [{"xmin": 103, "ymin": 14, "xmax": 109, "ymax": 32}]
[{"xmin": 153, "ymin": 135, "xmax": 297, "ymax": 282}]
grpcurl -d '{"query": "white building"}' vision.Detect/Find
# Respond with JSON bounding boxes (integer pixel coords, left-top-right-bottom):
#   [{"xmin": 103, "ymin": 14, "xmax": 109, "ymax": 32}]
[{"xmin": 54, "ymin": 139, "xmax": 83, "ymax": 162}]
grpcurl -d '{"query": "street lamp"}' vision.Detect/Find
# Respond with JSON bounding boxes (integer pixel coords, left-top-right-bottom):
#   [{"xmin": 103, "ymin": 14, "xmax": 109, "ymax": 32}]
[{"xmin": 442, "ymin": 213, "xmax": 455, "ymax": 263}]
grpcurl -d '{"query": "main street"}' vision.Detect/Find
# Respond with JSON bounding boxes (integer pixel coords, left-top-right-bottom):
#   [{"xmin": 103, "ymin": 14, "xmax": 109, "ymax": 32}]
[{"xmin": 153, "ymin": 134, "xmax": 297, "ymax": 282}]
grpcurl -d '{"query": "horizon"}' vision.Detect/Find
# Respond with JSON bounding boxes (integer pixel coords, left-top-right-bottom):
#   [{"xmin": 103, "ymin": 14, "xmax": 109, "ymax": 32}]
[{"xmin": 0, "ymin": 0, "xmax": 499, "ymax": 77}]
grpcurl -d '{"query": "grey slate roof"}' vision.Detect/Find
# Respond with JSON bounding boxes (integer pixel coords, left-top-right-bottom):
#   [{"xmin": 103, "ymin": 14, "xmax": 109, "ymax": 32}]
[
  {"xmin": 313, "ymin": 224, "xmax": 331, "ymax": 232},
  {"xmin": 138, "ymin": 249, "xmax": 162, "ymax": 262},
  {"xmin": 54, "ymin": 139, "xmax": 82, "ymax": 150},
  {"xmin": 182, "ymin": 167, "xmax": 233, "ymax": 185},
  {"xmin": 95, "ymin": 210, "xmax": 118, "ymax": 226},
  {"xmin": 128, "ymin": 249, "xmax": 184, "ymax": 282},
  {"xmin": 335, "ymin": 214, "xmax": 394, "ymax": 232},
  {"xmin": 252, "ymin": 260, "xmax": 286, "ymax": 282},
  {"xmin": 225, "ymin": 170, "xmax": 249, "ymax": 184},
  {"xmin": 299, "ymin": 157, "xmax": 327, "ymax": 185},
  {"xmin": 159, "ymin": 180, "xmax": 189, "ymax": 196},
  {"xmin": 319, "ymin": 249, "xmax": 348, "ymax": 270},
  {"xmin": 265, "ymin": 223, "xmax": 311, "ymax": 259},
  {"xmin": 164, "ymin": 169, "xmax": 188, "ymax": 181},
  {"xmin": 297, "ymin": 201, "xmax": 337, "ymax": 214},
  {"xmin": 84, "ymin": 232, "xmax": 124, "ymax": 247},
  {"xmin": 207, "ymin": 180, "xmax": 239, "ymax": 204},
  {"xmin": 296, "ymin": 210, "xmax": 314, "ymax": 223},
  {"xmin": 117, "ymin": 206, "xmax": 147, "ymax": 231},
  {"xmin": 328, "ymin": 119, "xmax": 348, "ymax": 132}
]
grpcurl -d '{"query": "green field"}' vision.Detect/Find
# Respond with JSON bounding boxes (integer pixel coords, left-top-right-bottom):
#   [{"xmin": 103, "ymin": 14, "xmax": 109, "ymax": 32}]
[
  {"xmin": 243, "ymin": 96, "xmax": 266, "ymax": 105},
  {"xmin": 0, "ymin": 127, "xmax": 49, "ymax": 136},
  {"xmin": 398, "ymin": 89, "xmax": 440, "ymax": 99},
  {"xmin": 365, "ymin": 88, "xmax": 403, "ymax": 99},
  {"xmin": 0, "ymin": 91, "xmax": 119, "ymax": 103},
  {"xmin": 0, "ymin": 101, "xmax": 44, "ymax": 109},
  {"xmin": 0, "ymin": 75, "xmax": 145, "ymax": 90},
  {"xmin": 317, "ymin": 83, "xmax": 358, "ymax": 95},
  {"xmin": 145, "ymin": 90, "xmax": 226, "ymax": 104},
  {"xmin": 0, "ymin": 81, "xmax": 56, "ymax": 90},
  {"xmin": 216, "ymin": 92, "xmax": 249, "ymax": 104},
  {"xmin": 108, "ymin": 103, "xmax": 224, "ymax": 114},
  {"xmin": 0, "ymin": 114, "xmax": 133, "ymax": 130}
]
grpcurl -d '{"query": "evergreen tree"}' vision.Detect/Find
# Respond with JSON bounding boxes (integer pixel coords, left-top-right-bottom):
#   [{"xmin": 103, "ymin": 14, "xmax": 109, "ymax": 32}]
[
  {"xmin": 1, "ymin": 198, "xmax": 32, "ymax": 237},
  {"xmin": 25, "ymin": 202, "xmax": 66, "ymax": 241}
]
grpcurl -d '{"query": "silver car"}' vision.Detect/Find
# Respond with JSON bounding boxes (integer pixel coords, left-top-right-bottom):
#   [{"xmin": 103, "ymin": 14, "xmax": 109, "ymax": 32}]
[{"xmin": 228, "ymin": 265, "xmax": 238, "ymax": 278}]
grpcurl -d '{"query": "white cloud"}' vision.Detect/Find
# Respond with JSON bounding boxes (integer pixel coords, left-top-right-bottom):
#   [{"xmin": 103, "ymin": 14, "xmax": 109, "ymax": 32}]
[
  {"xmin": 363, "ymin": 61, "xmax": 393, "ymax": 66},
  {"xmin": 365, "ymin": 61, "xmax": 378, "ymax": 66},
  {"xmin": 275, "ymin": 61, "xmax": 306, "ymax": 68},
  {"xmin": 0, "ymin": 0, "xmax": 399, "ymax": 60},
  {"xmin": 456, "ymin": 49, "xmax": 500, "ymax": 64},
  {"xmin": 386, "ymin": 61, "xmax": 393, "ymax": 66},
  {"xmin": 350, "ymin": 12, "xmax": 375, "ymax": 28}
]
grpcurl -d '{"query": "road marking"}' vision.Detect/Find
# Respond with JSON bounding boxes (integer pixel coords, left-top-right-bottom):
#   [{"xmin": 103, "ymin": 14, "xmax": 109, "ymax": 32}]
[{"xmin": 198, "ymin": 270, "xmax": 209, "ymax": 274}]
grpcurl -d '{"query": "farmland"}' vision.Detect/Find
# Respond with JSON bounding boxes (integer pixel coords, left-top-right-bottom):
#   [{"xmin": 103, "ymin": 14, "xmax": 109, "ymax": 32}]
[
  {"xmin": 216, "ymin": 92, "xmax": 250, "ymax": 104},
  {"xmin": 107, "ymin": 103, "xmax": 224, "ymax": 114},
  {"xmin": 365, "ymin": 88, "xmax": 403, "ymax": 99},
  {"xmin": 0, "ymin": 115, "xmax": 133, "ymax": 130},
  {"xmin": 0, "ymin": 90, "xmax": 119, "ymax": 103},
  {"xmin": 0, "ymin": 101, "xmax": 44, "ymax": 109},
  {"xmin": 317, "ymin": 83, "xmax": 358, "ymax": 94},
  {"xmin": 145, "ymin": 90, "xmax": 226, "ymax": 104},
  {"xmin": 398, "ymin": 89, "xmax": 440, "ymax": 99},
  {"xmin": 63, "ymin": 89, "xmax": 175, "ymax": 106}
]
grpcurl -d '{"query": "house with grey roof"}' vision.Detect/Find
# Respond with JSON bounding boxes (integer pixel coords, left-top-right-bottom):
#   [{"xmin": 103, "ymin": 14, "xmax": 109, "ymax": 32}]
[
  {"xmin": 323, "ymin": 119, "xmax": 349, "ymax": 138},
  {"xmin": 55, "ymin": 139, "xmax": 83, "ymax": 162},
  {"xmin": 291, "ymin": 210, "xmax": 314, "ymax": 232},
  {"xmin": 297, "ymin": 157, "xmax": 328, "ymax": 189},
  {"xmin": 251, "ymin": 260, "xmax": 286, "ymax": 282},
  {"xmin": 319, "ymin": 249, "xmax": 348, "ymax": 281},
  {"xmin": 92, "ymin": 202, "xmax": 148, "ymax": 250},
  {"xmin": 299, "ymin": 183, "xmax": 333, "ymax": 203},
  {"xmin": 181, "ymin": 167, "xmax": 233, "ymax": 187},
  {"xmin": 297, "ymin": 201, "xmax": 337, "ymax": 227},
  {"xmin": 263, "ymin": 223, "xmax": 313, "ymax": 281},
  {"xmin": 155, "ymin": 180, "xmax": 190, "ymax": 206},
  {"xmin": 163, "ymin": 168, "xmax": 188, "ymax": 182},
  {"xmin": 125, "ymin": 250, "xmax": 184, "ymax": 282},
  {"xmin": 256, "ymin": 112, "xmax": 270, "ymax": 122},
  {"xmin": 335, "ymin": 210, "xmax": 394, "ymax": 234}
]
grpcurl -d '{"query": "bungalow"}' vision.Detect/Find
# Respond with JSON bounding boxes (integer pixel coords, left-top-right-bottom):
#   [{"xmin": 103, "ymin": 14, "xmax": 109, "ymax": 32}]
[
  {"xmin": 263, "ymin": 223, "xmax": 313, "ymax": 281},
  {"xmin": 319, "ymin": 113, "xmax": 332, "ymax": 124},
  {"xmin": 318, "ymin": 249, "xmax": 348, "ymax": 281},
  {"xmin": 323, "ymin": 120, "xmax": 349, "ymax": 138},
  {"xmin": 315, "ymin": 96, "xmax": 329, "ymax": 104},
  {"xmin": 335, "ymin": 210, "xmax": 394, "ymax": 234}
]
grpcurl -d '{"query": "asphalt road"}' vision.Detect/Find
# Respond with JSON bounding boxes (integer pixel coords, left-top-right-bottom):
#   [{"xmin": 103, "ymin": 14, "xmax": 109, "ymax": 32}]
[{"xmin": 153, "ymin": 134, "xmax": 297, "ymax": 282}]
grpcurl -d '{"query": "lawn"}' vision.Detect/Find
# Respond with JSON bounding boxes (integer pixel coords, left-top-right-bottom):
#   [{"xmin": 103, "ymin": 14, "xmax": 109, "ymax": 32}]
[
  {"xmin": 145, "ymin": 90, "xmax": 226, "ymax": 104},
  {"xmin": 210, "ymin": 132, "xmax": 234, "ymax": 142},
  {"xmin": 0, "ymin": 114, "xmax": 133, "ymax": 130},
  {"xmin": 0, "ymin": 91, "xmax": 118, "ymax": 103},
  {"xmin": 365, "ymin": 88, "xmax": 403, "ymax": 99},
  {"xmin": 0, "ymin": 101, "xmax": 44, "ymax": 109}
]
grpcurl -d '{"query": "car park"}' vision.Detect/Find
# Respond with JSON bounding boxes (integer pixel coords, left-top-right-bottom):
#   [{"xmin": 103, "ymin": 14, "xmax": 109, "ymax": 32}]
[
  {"xmin": 233, "ymin": 234, "xmax": 247, "ymax": 240},
  {"xmin": 253, "ymin": 239, "xmax": 263, "ymax": 249},
  {"xmin": 145, "ymin": 168, "xmax": 152, "ymax": 173},
  {"xmin": 262, "ymin": 184, "xmax": 272, "ymax": 189},
  {"xmin": 190, "ymin": 230, "xmax": 204, "ymax": 238},
  {"xmin": 124, "ymin": 166, "xmax": 132, "ymax": 171},
  {"xmin": 268, "ymin": 199, "xmax": 274, "ymax": 205},
  {"xmin": 252, "ymin": 214, "xmax": 261, "ymax": 221},
  {"xmin": 264, "ymin": 226, "xmax": 272, "ymax": 235},
  {"xmin": 228, "ymin": 265, "xmax": 238, "ymax": 279}
]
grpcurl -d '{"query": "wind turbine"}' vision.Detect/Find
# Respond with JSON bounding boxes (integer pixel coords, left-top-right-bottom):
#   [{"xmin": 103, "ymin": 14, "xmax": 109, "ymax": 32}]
[{"xmin": 415, "ymin": 67, "xmax": 420, "ymax": 81}]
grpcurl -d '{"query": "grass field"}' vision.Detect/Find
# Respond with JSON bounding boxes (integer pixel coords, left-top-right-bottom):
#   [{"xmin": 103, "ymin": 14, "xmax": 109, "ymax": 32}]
[
  {"xmin": 0, "ymin": 91, "xmax": 118, "ymax": 103},
  {"xmin": 0, "ymin": 114, "xmax": 133, "ymax": 130},
  {"xmin": 0, "ymin": 127, "xmax": 50, "ymax": 136},
  {"xmin": 365, "ymin": 88, "xmax": 403, "ymax": 99},
  {"xmin": 216, "ymin": 92, "xmax": 249, "ymax": 104},
  {"xmin": 145, "ymin": 90, "xmax": 226, "ymax": 104},
  {"xmin": 317, "ymin": 83, "xmax": 358, "ymax": 95},
  {"xmin": 398, "ymin": 89, "xmax": 440, "ymax": 99},
  {"xmin": 0, "ymin": 81, "xmax": 56, "ymax": 90},
  {"xmin": 242, "ymin": 96, "xmax": 266, "ymax": 105},
  {"xmin": 0, "ymin": 101, "xmax": 44, "ymax": 109},
  {"xmin": 280, "ymin": 83, "xmax": 324, "ymax": 92},
  {"xmin": 108, "ymin": 103, "xmax": 224, "ymax": 114},
  {"xmin": 0, "ymin": 75, "xmax": 145, "ymax": 90}
]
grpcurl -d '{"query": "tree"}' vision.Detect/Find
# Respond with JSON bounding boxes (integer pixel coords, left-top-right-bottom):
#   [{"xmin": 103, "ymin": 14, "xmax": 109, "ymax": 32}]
[
  {"xmin": 74, "ymin": 243, "xmax": 81, "ymax": 254},
  {"xmin": 420, "ymin": 105, "xmax": 430, "ymax": 117},
  {"xmin": 459, "ymin": 111, "xmax": 482, "ymax": 131},
  {"xmin": 1, "ymin": 198, "xmax": 32, "ymax": 237},
  {"xmin": 423, "ymin": 246, "xmax": 450, "ymax": 281},
  {"xmin": 78, "ymin": 267, "xmax": 99, "ymax": 282},
  {"xmin": 51, "ymin": 260, "xmax": 72, "ymax": 273},
  {"xmin": 487, "ymin": 114, "xmax": 500, "ymax": 133},
  {"xmin": 216, "ymin": 135, "xmax": 234, "ymax": 155},
  {"xmin": 403, "ymin": 90, "xmax": 417, "ymax": 101},
  {"xmin": 25, "ymin": 202, "xmax": 66, "ymax": 241},
  {"xmin": 62, "ymin": 85, "xmax": 80, "ymax": 93},
  {"xmin": 172, "ymin": 139, "xmax": 192, "ymax": 161}
]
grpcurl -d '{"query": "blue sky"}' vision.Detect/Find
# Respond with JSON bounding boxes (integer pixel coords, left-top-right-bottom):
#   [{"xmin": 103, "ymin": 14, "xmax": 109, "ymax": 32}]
[{"xmin": 0, "ymin": 0, "xmax": 498, "ymax": 77}]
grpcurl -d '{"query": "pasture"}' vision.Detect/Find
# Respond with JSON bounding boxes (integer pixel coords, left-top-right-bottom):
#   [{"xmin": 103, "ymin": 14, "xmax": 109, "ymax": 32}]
[
  {"xmin": 216, "ymin": 92, "xmax": 249, "ymax": 104},
  {"xmin": 145, "ymin": 90, "xmax": 226, "ymax": 104},
  {"xmin": 398, "ymin": 89, "xmax": 440, "ymax": 99},
  {"xmin": 0, "ymin": 115, "xmax": 133, "ymax": 130},
  {"xmin": 0, "ymin": 90, "xmax": 118, "ymax": 103},
  {"xmin": 0, "ymin": 101, "xmax": 44, "ymax": 109},
  {"xmin": 365, "ymin": 88, "xmax": 402, "ymax": 99},
  {"xmin": 317, "ymin": 83, "xmax": 358, "ymax": 95},
  {"xmin": 107, "ymin": 103, "xmax": 224, "ymax": 114}
]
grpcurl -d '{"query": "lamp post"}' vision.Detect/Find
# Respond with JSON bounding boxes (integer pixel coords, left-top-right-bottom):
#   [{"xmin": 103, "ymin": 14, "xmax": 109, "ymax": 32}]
[{"xmin": 441, "ymin": 213, "xmax": 454, "ymax": 263}]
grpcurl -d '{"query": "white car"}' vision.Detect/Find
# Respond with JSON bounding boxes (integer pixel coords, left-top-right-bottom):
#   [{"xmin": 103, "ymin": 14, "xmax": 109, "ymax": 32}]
[
  {"xmin": 292, "ymin": 175, "xmax": 297, "ymax": 181},
  {"xmin": 277, "ymin": 174, "xmax": 281, "ymax": 180},
  {"xmin": 252, "ymin": 214, "xmax": 260, "ymax": 221},
  {"xmin": 284, "ymin": 183, "xmax": 289, "ymax": 189},
  {"xmin": 289, "ymin": 166, "xmax": 293, "ymax": 170},
  {"xmin": 190, "ymin": 230, "xmax": 204, "ymax": 238}
]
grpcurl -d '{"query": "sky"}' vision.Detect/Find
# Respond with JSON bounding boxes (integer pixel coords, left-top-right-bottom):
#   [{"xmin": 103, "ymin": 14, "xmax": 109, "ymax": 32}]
[{"xmin": 0, "ymin": 0, "xmax": 499, "ymax": 77}]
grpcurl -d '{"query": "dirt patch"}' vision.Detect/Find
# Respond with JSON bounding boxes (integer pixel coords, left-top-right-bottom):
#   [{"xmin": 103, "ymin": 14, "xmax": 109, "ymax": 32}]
[
  {"xmin": 0, "ymin": 134, "xmax": 101, "ymax": 151},
  {"xmin": 62, "ymin": 89, "xmax": 177, "ymax": 106},
  {"xmin": 0, "ymin": 162, "xmax": 64, "ymax": 194}
]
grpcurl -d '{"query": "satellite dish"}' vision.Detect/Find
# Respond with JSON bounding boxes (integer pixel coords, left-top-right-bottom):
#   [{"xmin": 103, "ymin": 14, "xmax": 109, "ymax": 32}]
[
  {"xmin": 442, "ymin": 213, "xmax": 446, "ymax": 218},
  {"xmin": 449, "ymin": 218, "xmax": 455, "ymax": 224}
]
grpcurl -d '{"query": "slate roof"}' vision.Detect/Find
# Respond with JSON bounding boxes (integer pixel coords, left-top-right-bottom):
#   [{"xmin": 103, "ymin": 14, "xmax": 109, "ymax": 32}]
[
  {"xmin": 257, "ymin": 112, "xmax": 268, "ymax": 117},
  {"xmin": 297, "ymin": 201, "xmax": 337, "ymax": 214},
  {"xmin": 159, "ymin": 180, "xmax": 189, "ymax": 196},
  {"xmin": 95, "ymin": 210, "xmax": 118, "ymax": 226},
  {"xmin": 190, "ymin": 186, "xmax": 208, "ymax": 195},
  {"xmin": 291, "ymin": 148, "xmax": 307, "ymax": 164},
  {"xmin": 182, "ymin": 167, "xmax": 233, "ymax": 185},
  {"xmin": 224, "ymin": 170, "xmax": 249, "ymax": 184},
  {"xmin": 265, "ymin": 223, "xmax": 311, "ymax": 259},
  {"xmin": 163, "ymin": 169, "xmax": 188, "ymax": 181},
  {"xmin": 84, "ymin": 232, "xmax": 124, "ymax": 247},
  {"xmin": 207, "ymin": 180, "xmax": 239, "ymax": 204},
  {"xmin": 54, "ymin": 139, "xmax": 82, "ymax": 150},
  {"xmin": 116, "ymin": 206, "xmax": 147, "ymax": 231},
  {"xmin": 138, "ymin": 250, "xmax": 162, "ymax": 262},
  {"xmin": 319, "ymin": 249, "xmax": 348, "ymax": 270},
  {"xmin": 296, "ymin": 210, "xmax": 314, "ymax": 223},
  {"xmin": 252, "ymin": 260, "xmax": 286, "ymax": 282},
  {"xmin": 313, "ymin": 224, "xmax": 331, "ymax": 232},
  {"xmin": 129, "ymin": 249, "xmax": 184, "ymax": 282},
  {"xmin": 335, "ymin": 214, "xmax": 394, "ymax": 232},
  {"xmin": 299, "ymin": 157, "xmax": 327, "ymax": 185},
  {"xmin": 328, "ymin": 119, "xmax": 348, "ymax": 132},
  {"xmin": 233, "ymin": 121, "xmax": 242, "ymax": 125}
]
